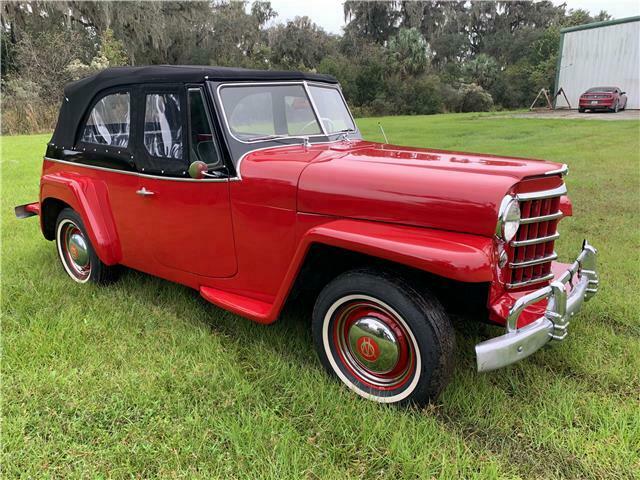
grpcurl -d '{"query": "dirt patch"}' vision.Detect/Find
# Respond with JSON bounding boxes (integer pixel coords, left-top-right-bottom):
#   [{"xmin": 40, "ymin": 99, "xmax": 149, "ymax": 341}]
[{"xmin": 505, "ymin": 109, "xmax": 639, "ymax": 121}]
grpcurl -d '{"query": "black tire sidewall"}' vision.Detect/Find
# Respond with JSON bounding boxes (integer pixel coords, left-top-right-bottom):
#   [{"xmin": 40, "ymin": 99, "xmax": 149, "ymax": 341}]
[
  {"xmin": 312, "ymin": 269, "xmax": 454, "ymax": 406},
  {"xmin": 55, "ymin": 208, "xmax": 103, "ymax": 284}
]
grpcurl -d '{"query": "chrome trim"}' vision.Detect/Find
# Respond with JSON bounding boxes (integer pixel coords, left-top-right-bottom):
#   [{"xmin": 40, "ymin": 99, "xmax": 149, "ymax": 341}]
[
  {"xmin": 509, "ymin": 252, "xmax": 558, "ymax": 268},
  {"xmin": 136, "ymin": 187, "xmax": 155, "ymax": 196},
  {"xmin": 216, "ymin": 81, "xmax": 326, "ymax": 145},
  {"xmin": 505, "ymin": 272, "xmax": 555, "ymax": 289},
  {"xmin": 520, "ymin": 211, "xmax": 563, "ymax": 224},
  {"xmin": 43, "ymin": 157, "xmax": 231, "ymax": 182},
  {"xmin": 476, "ymin": 240, "xmax": 598, "ymax": 372},
  {"xmin": 215, "ymin": 81, "xmax": 359, "ymax": 145},
  {"xmin": 511, "ymin": 232, "xmax": 560, "ymax": 247},
  {"xmin": 516, "ymin": 184, "xmax": 567, "ymax": 201},
  {"xmin": 15, "ymin": 204, "xmax": 37, "ymax": 219},
  {"xmin": 544, "ymin": 164, "xmax": 568, "ymax": 177},
  {"xmin": 495, "ymin": 195, "xmax": 520, "ymax": 240},
  {"xmin": 303, "ymin": 81, "xmax": 328, "ymax": 136}
]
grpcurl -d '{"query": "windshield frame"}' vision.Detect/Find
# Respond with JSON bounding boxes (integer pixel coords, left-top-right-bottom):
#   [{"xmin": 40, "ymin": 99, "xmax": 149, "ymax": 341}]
[{"xmin": 215, "ymin": 80, "xmax": 357, "ymax": 144}]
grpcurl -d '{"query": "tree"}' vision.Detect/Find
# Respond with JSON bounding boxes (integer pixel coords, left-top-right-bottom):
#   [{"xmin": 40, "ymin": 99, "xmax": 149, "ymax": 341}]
[
  {"xmin": 387, "ymin": 27, "xmax": 430, "ymax": 77},
  {"xmin": 269, "ymin": 16, "xmax": 335, "ymax": 70},
  {"xmin": 344, "ymin": 1, "xmax": 400, "ymax": 44}
]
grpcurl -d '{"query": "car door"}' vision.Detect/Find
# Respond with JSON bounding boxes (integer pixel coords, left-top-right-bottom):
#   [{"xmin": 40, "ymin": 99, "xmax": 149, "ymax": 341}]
[{"xmin": 134, "ymin": 84, "xmax": 237, "ymax": 278}]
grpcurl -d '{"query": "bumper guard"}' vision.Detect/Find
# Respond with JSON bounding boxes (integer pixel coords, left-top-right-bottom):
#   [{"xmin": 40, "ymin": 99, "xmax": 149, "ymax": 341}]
[{"xmin": 476, "ymin": 240, "xmax": 598, "ymax": 372}]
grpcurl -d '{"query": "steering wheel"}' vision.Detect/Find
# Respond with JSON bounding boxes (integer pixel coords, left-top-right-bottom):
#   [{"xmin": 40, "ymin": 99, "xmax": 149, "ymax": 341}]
[{"xmin": 300, "ymin": 117, "xmax": 335, "ymax": 134}]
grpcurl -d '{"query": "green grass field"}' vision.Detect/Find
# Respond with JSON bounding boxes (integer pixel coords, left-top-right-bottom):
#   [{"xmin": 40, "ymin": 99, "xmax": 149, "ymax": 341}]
[{"xmin": 2, "ymin": 113, "xmax": 639, "ymax": 479}]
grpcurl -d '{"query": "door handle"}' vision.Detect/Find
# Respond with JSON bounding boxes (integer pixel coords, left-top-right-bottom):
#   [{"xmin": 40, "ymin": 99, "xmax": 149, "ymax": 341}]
[{"xmin": 136, "ymin": 187, "xmax": 155, "ymax": 196}]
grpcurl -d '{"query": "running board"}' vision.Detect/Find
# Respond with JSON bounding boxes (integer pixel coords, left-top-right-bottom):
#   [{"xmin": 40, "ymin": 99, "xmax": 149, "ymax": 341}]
[{"xmin": 199, "ymin": 286, "xmax": 275, "ymax": 323}]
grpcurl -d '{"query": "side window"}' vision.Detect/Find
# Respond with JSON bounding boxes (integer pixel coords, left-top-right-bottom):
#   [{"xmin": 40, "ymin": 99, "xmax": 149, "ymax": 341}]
[
  {"xmin": 80, "ymin": 92, "xmax": 130, "ymax": 147},
  {"xmin": 188, "ymin": 89, "xmax": 222, "ymax": 168},
  {"xmin": 143, "ymin": 93, "xmax": 183, "ymax": 159}
]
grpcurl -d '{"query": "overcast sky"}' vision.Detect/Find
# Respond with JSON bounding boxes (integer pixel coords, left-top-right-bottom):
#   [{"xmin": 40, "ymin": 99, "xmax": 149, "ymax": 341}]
[{"xmin": 266, "ymin": 0, "xmax": 640, "ymax": 34}]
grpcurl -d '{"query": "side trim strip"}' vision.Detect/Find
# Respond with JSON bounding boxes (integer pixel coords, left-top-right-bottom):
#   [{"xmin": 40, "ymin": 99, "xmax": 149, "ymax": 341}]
[{"xmin": 43, "ymin": 157, "xmax": 232, "ymax": 182}]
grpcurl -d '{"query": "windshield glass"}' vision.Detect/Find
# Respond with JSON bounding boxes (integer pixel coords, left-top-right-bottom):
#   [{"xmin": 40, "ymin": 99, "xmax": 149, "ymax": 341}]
[
  {"xmin": 587, "ymin": 87, "xmax": 616, "ymax": 92},
  {"xmin": 308, "ymin": 85, "xmax": 355, "ymax": 132},
  {"xmin": 219, "ymin": 83, "xmax": 354, "ymax": 142}
]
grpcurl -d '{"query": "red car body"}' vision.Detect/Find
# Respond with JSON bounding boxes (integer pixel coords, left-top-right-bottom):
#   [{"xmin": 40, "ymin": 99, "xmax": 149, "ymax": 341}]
[
  {"xmin": 16, "ymin": 66, "xmax": 600, "ymax": 404},
  {"xmin": 578, "ymin": 86, "xmax": 628, "ymax": 112}
]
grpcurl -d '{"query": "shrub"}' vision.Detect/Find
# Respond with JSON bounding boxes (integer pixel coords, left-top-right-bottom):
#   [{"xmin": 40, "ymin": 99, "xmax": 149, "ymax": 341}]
[{"xmin": 459, "ymin": 83, "xmax": 494, "ymax": 112}]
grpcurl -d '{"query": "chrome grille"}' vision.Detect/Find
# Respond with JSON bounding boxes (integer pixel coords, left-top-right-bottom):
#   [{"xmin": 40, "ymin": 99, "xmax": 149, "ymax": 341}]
[{"xmin": 506, "ymin": 185, "xmax": 565, "ymax": 289}]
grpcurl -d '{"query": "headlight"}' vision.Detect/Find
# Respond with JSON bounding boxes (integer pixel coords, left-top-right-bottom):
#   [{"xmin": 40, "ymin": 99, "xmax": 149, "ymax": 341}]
[{"xmin": 496, "ymin": 195, "xmax": 520, "ymax": 242}]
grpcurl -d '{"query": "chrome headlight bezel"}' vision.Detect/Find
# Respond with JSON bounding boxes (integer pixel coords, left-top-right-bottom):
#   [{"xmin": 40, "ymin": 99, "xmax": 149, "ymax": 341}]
[{"xmin": 496, "ymin": 195, "xmax": 521, "ymax": 243}]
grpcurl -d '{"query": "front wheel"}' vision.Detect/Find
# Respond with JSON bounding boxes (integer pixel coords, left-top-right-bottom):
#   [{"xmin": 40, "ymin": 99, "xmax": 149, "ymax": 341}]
[
  {"xmin": 55, "ymin": 208, "xmax": 119, "ymax": 284},
  {"xmin": 312, "ymin": 269, "xmax": 455, "ymax": 406}
]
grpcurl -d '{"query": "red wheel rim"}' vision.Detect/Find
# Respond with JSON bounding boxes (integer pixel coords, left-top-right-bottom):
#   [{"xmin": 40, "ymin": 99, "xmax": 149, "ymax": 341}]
[{"xmin": 331, "ymin": 298, "xmax": 416, "ymax": 391}]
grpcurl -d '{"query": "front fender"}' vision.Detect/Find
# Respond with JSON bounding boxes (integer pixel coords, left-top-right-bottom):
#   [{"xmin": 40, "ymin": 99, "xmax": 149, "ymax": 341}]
[
  {"xmin": 303, "ymin": 219, "xmax": 494, "ymax": 283},
  {"xmin": 40, "ymin": 172, "xmax": 122, "ymax": 265}
]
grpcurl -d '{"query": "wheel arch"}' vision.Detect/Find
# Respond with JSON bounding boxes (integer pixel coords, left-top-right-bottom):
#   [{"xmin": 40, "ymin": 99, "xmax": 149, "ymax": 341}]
[
  {"xmin": 40, "ymin": 173, "xmax": 122, "ymax": 265},
  {"xmin": 276, "ymin": 219, "xmax": 495, "ymax": 321}
]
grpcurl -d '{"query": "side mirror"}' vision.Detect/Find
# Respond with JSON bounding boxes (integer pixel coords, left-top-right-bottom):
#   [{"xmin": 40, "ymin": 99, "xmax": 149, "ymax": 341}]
[
  {"xmin": 621, "ymin": 91, "xmax": 626, "ymax": 95},
  {"xmin": 188, "ymin": 161, "xmax": 208, "ymax": 179}
]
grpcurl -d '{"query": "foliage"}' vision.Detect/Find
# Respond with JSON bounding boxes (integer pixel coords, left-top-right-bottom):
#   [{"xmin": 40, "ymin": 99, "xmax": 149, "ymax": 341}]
[
  {"xmin": 458, "ymin": 83, "xmax": 494, "ymax": 112},
  {"xmin": 0, "ymin": 1, "xmax": 614, "ymax": 134},
  {"xmin": 3, "ymin": 115, "xmax": 639, "ymax": 477}
]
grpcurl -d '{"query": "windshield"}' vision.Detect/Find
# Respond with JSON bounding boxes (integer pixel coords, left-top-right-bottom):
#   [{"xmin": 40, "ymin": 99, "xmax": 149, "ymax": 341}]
[
  {"xmin": 218, "ymin": 83, "xmax": 355, "ymax": 142},
  {"xmin": 587, "ymin": 87, "xmax": 616, "ymax": 92}
]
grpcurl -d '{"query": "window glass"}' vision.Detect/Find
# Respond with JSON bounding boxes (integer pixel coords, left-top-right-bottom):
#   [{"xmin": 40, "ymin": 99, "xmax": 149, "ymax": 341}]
[
  {"xmin": 219, "ymin": 85, "xmax": 322, "ymax": 141},
  {"xmin": 188, "ymin": 89, "xmax": 221, "ymax": 168},
  {"xmin": 144, "ymin": 93, "xmax": 183, "ymax": 159},
  {"xmin": 308, "ymin": 86, "xmax": 355, "ymax": 132},
  {"xmin": 81, "ymin": 92, "xmax": 130, "ymax": 146}
]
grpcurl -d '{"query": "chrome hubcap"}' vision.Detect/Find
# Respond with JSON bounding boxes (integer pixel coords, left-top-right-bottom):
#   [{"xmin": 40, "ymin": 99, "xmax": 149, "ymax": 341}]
[
  {"xmin": 331, "ymin": 298, "xmax": 415, "ymax": 389},
  {"xmin": 58, "ymin": 219, "xmax": 91, "ymax": 282},
  {"xmin": 68, "ymin": 232, "xmax": 89, "ymax": 268},
  {"xmin": 348, "ymin": 316, "xmax": 399, "ymax": 374}
]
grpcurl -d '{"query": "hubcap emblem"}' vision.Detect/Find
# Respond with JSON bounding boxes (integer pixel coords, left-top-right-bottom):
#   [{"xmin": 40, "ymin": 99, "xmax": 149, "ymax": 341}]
[{"xmin": 357, "ymin": 336, "xmax": 380, "ymax": 361}]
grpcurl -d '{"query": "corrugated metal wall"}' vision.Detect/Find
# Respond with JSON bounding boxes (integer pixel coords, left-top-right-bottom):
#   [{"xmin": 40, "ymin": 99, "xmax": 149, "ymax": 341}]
[{"xmin": 556, "ymin": 20, "xmax": 640, "ymax": 109}]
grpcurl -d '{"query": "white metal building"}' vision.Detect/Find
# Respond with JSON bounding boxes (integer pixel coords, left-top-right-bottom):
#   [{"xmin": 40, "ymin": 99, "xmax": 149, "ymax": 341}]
[{"xmin": 554, "ymin": 16, "xmax": 640, "ymax": 109}]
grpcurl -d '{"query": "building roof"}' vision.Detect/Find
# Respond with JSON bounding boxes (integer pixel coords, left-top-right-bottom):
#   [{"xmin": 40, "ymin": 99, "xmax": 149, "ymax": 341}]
[{"xmin": 560, "ymin": 15, "xmax": 640, "ymax": 34}]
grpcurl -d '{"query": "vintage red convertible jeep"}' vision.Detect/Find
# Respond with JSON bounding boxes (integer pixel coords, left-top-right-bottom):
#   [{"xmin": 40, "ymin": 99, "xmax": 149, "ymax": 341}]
[{"xmin": 16, "ymin": 66, "xmax": 599, "ymax": 405}]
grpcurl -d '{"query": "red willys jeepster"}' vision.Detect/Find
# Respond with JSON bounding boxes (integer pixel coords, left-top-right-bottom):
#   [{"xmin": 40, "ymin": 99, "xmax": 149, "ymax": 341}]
[{"xmin": 16, "ymin": 66, "xmax": 599, "ymax": 406}]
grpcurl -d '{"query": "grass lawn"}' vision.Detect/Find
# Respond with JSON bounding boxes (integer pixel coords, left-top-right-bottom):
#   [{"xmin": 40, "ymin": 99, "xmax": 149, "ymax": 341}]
[{"xmin": 2, "ymin": 112, "xmax": 639, "ymax": 479}]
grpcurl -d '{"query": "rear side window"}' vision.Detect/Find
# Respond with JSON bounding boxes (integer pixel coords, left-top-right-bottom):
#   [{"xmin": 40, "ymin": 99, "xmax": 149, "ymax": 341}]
[
  {"xmin": 80, "ymin": 92, "xmax": 130, "ymax": 147},
  {"xmin": 143, "ymin": 93, "xmax": 183, "ymax": 159}
]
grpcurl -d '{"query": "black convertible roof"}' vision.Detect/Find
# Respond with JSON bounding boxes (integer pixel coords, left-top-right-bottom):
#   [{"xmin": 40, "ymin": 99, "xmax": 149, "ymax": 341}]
[
  {"xmin": 64, "ymin": 65, "xmax": 338, "ymax": 98},
  {"xmin": 51, "ymin": 65, "xmax": 338, "ymax": 147}
]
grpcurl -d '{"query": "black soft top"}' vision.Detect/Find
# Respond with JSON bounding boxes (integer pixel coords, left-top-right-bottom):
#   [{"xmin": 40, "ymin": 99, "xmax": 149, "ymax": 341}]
[{"xmin": 51, "ymin": 65, "xmax": 338, "ymax": 147}]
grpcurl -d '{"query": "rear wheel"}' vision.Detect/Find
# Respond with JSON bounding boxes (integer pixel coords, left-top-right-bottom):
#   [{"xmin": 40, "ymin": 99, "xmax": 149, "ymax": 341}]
[
  {"xmin": 578, "ymin": 108, "xmax": 585, "ymax": 113},
  {"xmin": 55, "ymin": 208, "xmax": 119, "ymax": 284},
  {"xmin": 312, "ymin": 269, "xmax": 455, "ymax": 406},
  {"xmin": 611, "ymin": 101, "xmax": 619, "ymax": 113}
]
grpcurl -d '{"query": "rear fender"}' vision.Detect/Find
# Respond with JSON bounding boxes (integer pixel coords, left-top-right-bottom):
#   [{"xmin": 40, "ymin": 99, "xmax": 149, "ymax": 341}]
[{"xmin": 40, "ymin": 172, "xmax": 122, "ymax": 265}]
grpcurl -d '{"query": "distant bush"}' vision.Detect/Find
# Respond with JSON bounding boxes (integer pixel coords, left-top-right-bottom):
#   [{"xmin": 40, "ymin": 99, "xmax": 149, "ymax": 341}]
[{"xmin": 459, "ymin": 83, "xmax": 494, "ymax": 112}]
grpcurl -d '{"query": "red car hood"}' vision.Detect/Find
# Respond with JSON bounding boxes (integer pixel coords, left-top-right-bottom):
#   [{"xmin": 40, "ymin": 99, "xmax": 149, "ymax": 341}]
[{"xmin": 297, "ymin": 141, "xmax": 562, "ymax": 237}]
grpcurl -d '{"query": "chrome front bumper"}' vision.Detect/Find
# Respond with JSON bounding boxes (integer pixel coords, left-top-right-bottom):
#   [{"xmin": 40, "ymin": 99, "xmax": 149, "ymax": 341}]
[{"xmin": 476, "ymin": 240, "xmax": 599, "ymax": 372}]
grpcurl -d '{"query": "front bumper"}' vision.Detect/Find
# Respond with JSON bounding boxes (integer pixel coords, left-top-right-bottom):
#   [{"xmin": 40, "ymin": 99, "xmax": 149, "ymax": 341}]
[{"xmin": 476, "ymin": 240, "xmax": 598, "ymax": 372}]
